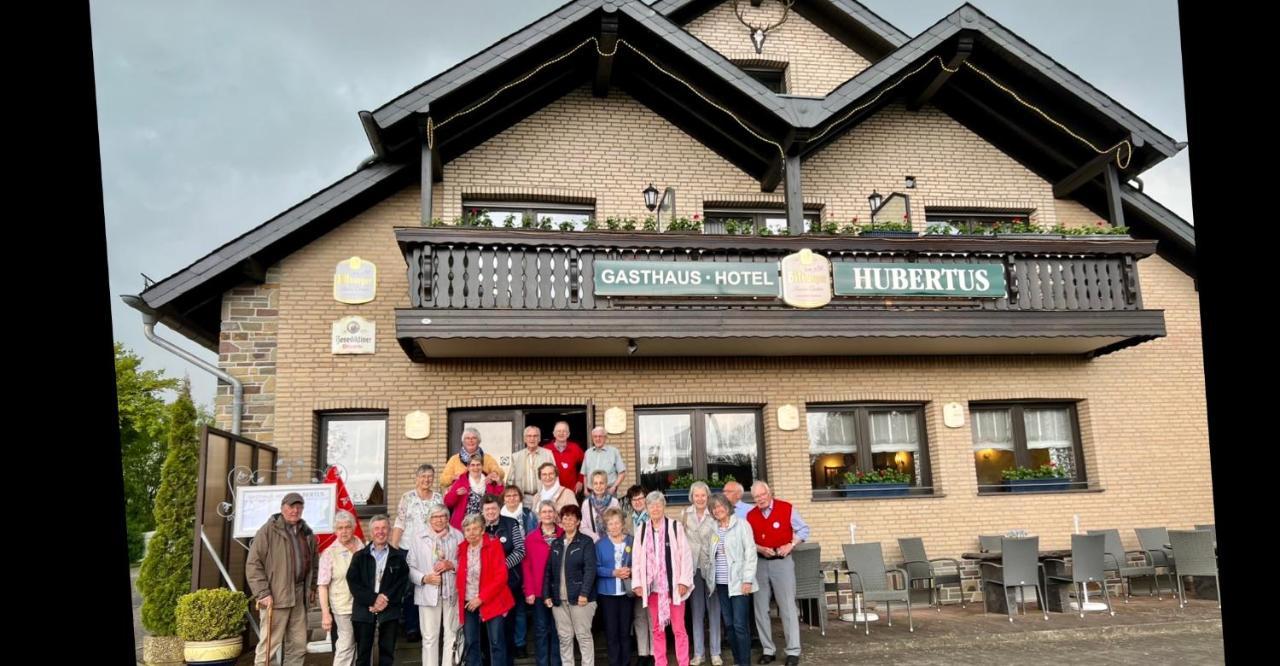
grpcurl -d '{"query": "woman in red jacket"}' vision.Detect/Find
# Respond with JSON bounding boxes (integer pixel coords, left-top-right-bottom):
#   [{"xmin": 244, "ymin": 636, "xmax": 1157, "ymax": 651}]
[
  {"xmin": 445, "ymin": 454, "xmax": 504, "ymax": 530},
  {"xmin": 457, "ymin": 512, "xmax": 515, "ymax": 666},
  {"xmin": 522, "ymin": 500, "xmax": 565, "ymax": 666}
]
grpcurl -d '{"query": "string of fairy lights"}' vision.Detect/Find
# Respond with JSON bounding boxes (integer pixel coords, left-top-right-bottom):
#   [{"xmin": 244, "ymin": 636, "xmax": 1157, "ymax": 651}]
[{"xmin": 425, "ymin": 30, "xmax": 1132, "ymax": 171}]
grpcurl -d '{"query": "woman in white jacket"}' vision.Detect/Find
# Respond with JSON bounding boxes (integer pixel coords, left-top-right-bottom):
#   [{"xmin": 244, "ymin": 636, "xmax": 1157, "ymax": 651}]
[
  {"xmin": 405, "ymin": 504, "xmax": 464, "ymax": 666},
  {"xmin": 699, "ymin": 494, "xmax": 757, "ymax": 666}
]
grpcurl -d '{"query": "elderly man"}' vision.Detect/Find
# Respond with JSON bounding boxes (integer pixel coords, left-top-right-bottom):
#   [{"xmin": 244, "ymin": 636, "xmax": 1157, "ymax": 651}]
[
  {"xmin": 509, "ymin": 425, "xmax": 555, "ymax": 509},
  {"xmin": 439, "ymin": 427, "xmax": 504, "ymax": 488},
  {"xmin": 746, "ymin": 482, "xmax": 808, "ymax": 666},
  {"xmin": 392, "ymin": 463, "xmax": 443, "ymax": 642},
  {"xmin": 541, "ymin": 421, "xmax": 585, "ymax": 495},
  {"xmin": 580, "ymin": 426, "xmax": 627, "ymax": 497},
  {"xmin": 348, "ymin": 514, "xmax": 410, "ymax": 666},
  {"xmin": 722, "ymin": 481, "xmax": 753, "ymax": 520},
  {"xmin": 246, "ymin": 492, "xmax": 318, "ymax": 666}
]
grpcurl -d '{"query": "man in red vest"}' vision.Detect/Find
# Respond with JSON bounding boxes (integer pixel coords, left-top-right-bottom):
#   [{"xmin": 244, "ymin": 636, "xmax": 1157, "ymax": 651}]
[
  {"xmin": 745, "ymin": 481, "xmax": 809, "ymax": 666},
  {"xmin": 541, "ymin": 420, "xmax": 585, "ymax": 495}
]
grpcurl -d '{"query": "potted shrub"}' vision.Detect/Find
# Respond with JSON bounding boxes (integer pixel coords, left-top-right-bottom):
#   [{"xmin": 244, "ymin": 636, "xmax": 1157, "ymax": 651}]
[
  {"xmin": 665, "ymin": 473, "xmax": 697, "ymax": 504},
  {"xmin": 1001, "ymin": 463, "xmax": 1071, "ymax": 493},
  {"xmin": 857, "ymin": 218, "xmax": 918, "ymax": 238},
  {"xmin": 840, "ymin": 468, "xmax": 913, "ymax": 498},
  {"xmin": 176, "ymin": 588, "xmax": 250, "ymax": 665},
  {"xmin": 994, "ymin": 218, "xmax": 1061, "ymax": 239},
  {"xmin": 1053, "ymin": 221, "xmax": 1132, "ymax": 240},
  {"xmin": 707, "ymin": 473, "xmax": 737, "ymax": 493}
]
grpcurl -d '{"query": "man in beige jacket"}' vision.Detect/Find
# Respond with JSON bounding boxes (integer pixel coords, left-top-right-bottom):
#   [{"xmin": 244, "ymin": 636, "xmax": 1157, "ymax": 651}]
[{"xmin": 246, "ymin": 492, "xmax": 319, "ymax": 666}]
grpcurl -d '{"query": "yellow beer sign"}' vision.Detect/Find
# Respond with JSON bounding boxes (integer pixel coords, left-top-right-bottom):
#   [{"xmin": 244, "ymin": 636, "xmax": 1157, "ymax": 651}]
[
  {"xmin": 334, "ymin": 256, "xmax": 377, "ymax": 304},
  {"xmin": 779, "ymin": 249, "xmax": 832, "ymax": 309}
]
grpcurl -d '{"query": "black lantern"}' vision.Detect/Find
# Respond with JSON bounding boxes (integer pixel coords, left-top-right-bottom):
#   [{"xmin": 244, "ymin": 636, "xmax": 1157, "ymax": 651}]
[
  {"xmin": 643, "ymin": 183, "xmax": 660, "ymax": 212},
  {"xmin": 868, "ymin": 190, "xmax": 883, "ymax": 216}
]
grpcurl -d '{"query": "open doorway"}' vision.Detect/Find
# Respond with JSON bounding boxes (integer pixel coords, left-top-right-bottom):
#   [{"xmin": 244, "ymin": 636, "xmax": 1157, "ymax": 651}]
[{"xmin": 448, "ymin": 405, "xmax": 591, "ymax": 469}]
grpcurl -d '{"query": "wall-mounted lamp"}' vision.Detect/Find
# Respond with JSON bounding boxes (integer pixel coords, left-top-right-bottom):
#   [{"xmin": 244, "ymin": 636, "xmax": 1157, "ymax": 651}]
[
  {"xmin": 642, "ymin": 184, "xmax": 659, "ymax": 212},
  {"xmin": 868, "ymin": 190, "xmax": 883, "ymax": 219},
  {"xmin": 904, "ymin": 175, "xmax": 916, "ymax": 189},
  {"xmin": 626, "ymin": 338, "xmax": 639, "ymax": 355}
]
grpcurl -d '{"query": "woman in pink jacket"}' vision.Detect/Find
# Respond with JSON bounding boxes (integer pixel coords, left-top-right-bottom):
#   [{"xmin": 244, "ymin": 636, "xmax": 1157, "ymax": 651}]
[
  {"xmin": 631, "ymin": 491, "xmax": 695, "ymax": 666},
  {"xmin": 444, "ymin": 454, "xmax": 503, "ymax": 530},
  {"xmin": 522, "ymin": 500, "xmax": 565, "ymax": 666}
]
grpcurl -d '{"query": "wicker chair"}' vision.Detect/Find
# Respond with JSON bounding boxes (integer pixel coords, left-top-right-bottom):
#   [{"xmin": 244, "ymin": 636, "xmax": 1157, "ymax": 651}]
[{"xmin": 898, "ymin": 536, "xmax": 965, "ymax": 611}]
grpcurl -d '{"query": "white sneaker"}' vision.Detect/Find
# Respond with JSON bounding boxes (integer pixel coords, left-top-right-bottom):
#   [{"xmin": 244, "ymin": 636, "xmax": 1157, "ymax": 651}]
[
  {"xmin": 691, "ymin": 658, "xmax": 704, "ymax": 666},
  {"xmin": 711, "ymin": 657, "xmax": 723, "ymax": 666}
]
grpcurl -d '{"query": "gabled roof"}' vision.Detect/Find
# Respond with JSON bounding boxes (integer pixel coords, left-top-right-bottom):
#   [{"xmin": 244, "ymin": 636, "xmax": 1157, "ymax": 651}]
[{"xmin": 128, "ymin": 0, "xmax": 1194, "ymax": 349}]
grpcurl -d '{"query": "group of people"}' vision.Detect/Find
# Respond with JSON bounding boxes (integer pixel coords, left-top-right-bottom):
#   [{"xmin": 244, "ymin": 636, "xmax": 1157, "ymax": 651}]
[{"xmin": 245, "ymin": 422, "xmax": 808, "ymax": 666}]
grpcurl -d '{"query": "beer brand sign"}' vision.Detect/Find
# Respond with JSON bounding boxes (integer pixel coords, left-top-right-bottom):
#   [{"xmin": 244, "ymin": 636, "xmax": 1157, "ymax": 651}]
[
  {"xmin": 331, "ymin": 316, "xmax": 376, "ymax": 354},
  {"xmin": 334, "ymin": 257, "xmax": 377, "ymax": 304},
  {"xmin": 779, "ymin": 249, "xmax": 832, "ymax": 308}
]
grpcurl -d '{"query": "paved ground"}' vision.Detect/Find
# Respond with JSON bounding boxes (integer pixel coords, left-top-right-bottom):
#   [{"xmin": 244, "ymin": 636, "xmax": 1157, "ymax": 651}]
[{"xmin": 132, "ymin": 565, "xmax": 1223, "ymax": 665}]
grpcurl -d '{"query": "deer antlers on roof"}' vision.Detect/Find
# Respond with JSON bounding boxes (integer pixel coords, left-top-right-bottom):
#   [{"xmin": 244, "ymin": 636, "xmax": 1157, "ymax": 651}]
[{"xmin": 733, "ymin": 0, "xmax": 795, "ymax": 54}]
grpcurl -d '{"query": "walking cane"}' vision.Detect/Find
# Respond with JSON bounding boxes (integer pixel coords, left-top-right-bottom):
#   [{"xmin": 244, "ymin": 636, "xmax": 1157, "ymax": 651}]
[{"xmin": 259, "ymin": 599, "xmax": 273, "ymax": 665}]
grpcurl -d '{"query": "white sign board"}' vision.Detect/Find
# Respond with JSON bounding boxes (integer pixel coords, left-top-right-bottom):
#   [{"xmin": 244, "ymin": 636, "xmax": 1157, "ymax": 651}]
[
  {"xmin": 777, "ymin": 404, "xmax": 800, "ymax": 431},
  {"xmin": 604, "ymin": 407, "xmax": 627, "ymax": 434},
  {"xmin": 233, "ymin": 483, "xmax": 337, "ymax": 538},
  {"xmin": 943, "ymin": 402, "xmax": 965, "ymax": 428},
  {"xmin": 405, "ymin": 410, "xmax": 430, "ymax": 440}
]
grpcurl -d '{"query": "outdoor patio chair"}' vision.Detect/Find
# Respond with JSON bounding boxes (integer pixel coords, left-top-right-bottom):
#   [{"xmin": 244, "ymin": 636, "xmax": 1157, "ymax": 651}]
[
  {"xmin": 1088, "ymin": 528, "xmax": 1163, "ymax": 601},
  {"xmin": 1195, "ymin": 524, "xmax": 1217, "ymax": 544},
  {"xmin": 898, "ymin": 536, "xmax": 965, "ymax": 611},
  {"xmin": 842, "ymin": 542, "xmax": 914, "ymax": 635},
  {"xmin": 1045, "ymin": 533, "xmax": 1115, "ymax": 619},
  {"xmin": 979, "ymin": 534, "xmax": 1004, "ymax": 553},
  {"xmin": 791, "ymin": 542, "xmax": 828, "ymax": 635},
  {"xmin": 980, "ymin": 536, "xmax": 1049, "ymax": 622},
  {"xmin": 1169, "ymin": 529, "xmax": 1221, "ymax": 609},
  {"xmin": 1134, "ymin": 527, "xmax": 1178, "ymax": 594}
]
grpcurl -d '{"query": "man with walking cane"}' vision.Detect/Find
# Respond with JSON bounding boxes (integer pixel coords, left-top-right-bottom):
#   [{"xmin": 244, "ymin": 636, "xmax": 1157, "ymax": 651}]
[{"xmin": 246, "ymin": 492, "xmax": 318, "ymax": 666}]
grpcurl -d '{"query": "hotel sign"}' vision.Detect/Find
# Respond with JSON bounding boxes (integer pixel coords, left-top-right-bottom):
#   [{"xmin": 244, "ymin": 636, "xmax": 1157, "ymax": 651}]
[
  {"xmin": 594, "ymin": 260, "xmax": 778, "ymax": 297},
  {"xmin": 833, "ymin": 262, "xmax": 1005, "ymax": 298},
  {"xmin": 593, "ymin": 256, "xmax": 1005, "ymax": 301}
]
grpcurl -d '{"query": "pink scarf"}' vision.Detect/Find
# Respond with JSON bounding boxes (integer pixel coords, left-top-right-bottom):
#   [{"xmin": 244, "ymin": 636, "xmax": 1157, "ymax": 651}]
[{"xmin": 647, "ymin": 518, "xmax": 671, "ymax": 629}]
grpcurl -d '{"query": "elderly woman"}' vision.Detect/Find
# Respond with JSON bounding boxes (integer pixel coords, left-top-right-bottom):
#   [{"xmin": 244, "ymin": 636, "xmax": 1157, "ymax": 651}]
[
  {"xmin": 594, "ymin": 508, "xmax": 633, "ymax": 666},
  {"xmin": 543, "ymin": 505, "xmax": 597, "ymax": 666},
  {"xmin": 523, "ymin": 501, "xmax": 565, "ymax": 666},
  {"xmin": 457, "ymin": 513, "xmax": 514, "ymax": 666},
  {"xmin": 537, "ymin": 461, "xmax": 577, "ymax": 513},
  {"xmin": 701, "ymin": 494, "xmax": 756, "ymax": 666},
  {"xmin": 318, "ymin": 510, "xmax": 363, "ymax": 666},
  {"xmin": 393, "ymin": 463, "xmax": 443, "ymax": 642},
  {"xmin": 440, "ymin": 427, "xmax": 504, "ymax": 488},
  {"xmin": 580, "ymin": 470, "xmax": 620, "ymax": 543},
  {"xmin": 445, "ymin": 454, "xmax": 503, "ymax": 530},
  {"xmin": 405, "ymin": 504, "xmax": 462, "ymax": 666},
  {"xmin": 622, "ymin": 485, "xmax": 653, "ymax": 665},
  {"xmin": 682, "ymin": 482, "xmax": 721, "ymax": 666},
  {"xmin": 632, "ymin": 491, "xmax": 694, "ymax": 666}
]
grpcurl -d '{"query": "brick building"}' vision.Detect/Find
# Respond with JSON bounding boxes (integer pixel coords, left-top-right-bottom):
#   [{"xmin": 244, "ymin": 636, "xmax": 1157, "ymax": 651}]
[{"xmin": 126, "ymin": 0, "xmax": 1204, "ymax": 577}]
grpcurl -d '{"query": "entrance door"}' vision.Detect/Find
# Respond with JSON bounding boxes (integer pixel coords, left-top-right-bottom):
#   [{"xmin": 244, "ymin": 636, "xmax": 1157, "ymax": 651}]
[{"xmin": 449, "ymin": 406, "xmax": 592, "ymax": 477}]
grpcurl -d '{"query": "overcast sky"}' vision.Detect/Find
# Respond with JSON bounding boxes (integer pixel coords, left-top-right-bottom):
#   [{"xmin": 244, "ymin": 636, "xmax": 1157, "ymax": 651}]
[{"xmin": 91, "ymin": 0, "xmax": 1190, "ymax": 407}]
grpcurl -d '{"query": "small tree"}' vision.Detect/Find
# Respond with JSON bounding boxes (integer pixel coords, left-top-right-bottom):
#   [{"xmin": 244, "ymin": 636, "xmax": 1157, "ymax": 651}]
[
  {"xmin": 137, "ymin": 379, "xmax": 200, "ymax": 636},
  {"xmin": 116, "ymin": 343, "xmax": 179, "ymax": 562}
]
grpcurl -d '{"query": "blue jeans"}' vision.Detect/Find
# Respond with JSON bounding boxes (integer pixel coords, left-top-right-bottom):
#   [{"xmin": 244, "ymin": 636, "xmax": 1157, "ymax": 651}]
[
  {"xmin": 510, "ymin": 582, "xmax": 527, "ymax": 648},
  {"xmin": 531, "ymin": 601, "xmax": 563, "ymax": 666},
  {"xmin": 717, "ymin": 584, "xmax": 752, "ymax": 666},
  {"xmin": 464, "ymin": 610, "xmax": 507, "ymax": 666}
]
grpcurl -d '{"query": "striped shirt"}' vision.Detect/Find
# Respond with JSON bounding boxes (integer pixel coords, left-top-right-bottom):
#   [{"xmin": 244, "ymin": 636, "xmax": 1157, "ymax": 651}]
[{"xmin": 714, "ymin": 523, "xmax": 729, "ymax": 585}]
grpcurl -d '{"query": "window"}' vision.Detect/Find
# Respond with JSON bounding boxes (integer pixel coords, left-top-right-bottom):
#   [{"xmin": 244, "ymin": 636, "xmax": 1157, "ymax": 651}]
[
  {"xmin": 924, "ymin": 208, "xmax": 1034, "ymax": 235},
  {"xmin": 971, "ymin": 402, "xmax": 1085, "ymax": 493},
  {"xmin": 703, "ymin": 209, "xmax": 821, "ymax": 235},
  {"xmin": 636, "ymin": 407, "xmax": 763, "ymax": 498},
  {"xmin": 806, "ymin": 405, "xmax": 931, "ymax": 498},
  {"xmin": 743, "ymin": 66, "xmax": 786, "ymax": 93},
  {"xmin": 318, "ymin": 412, "xmax": 388, "ymax": 514},
  {"xmin": 462, "ymin": 201, "xmax": 594, "ymax": 231}
]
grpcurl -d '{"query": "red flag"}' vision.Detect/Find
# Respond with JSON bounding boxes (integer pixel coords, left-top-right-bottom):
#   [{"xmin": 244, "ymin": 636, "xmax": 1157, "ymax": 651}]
[{"xmin": 317, "ymin": 466, "xmax": 365, "ymax": 552}]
